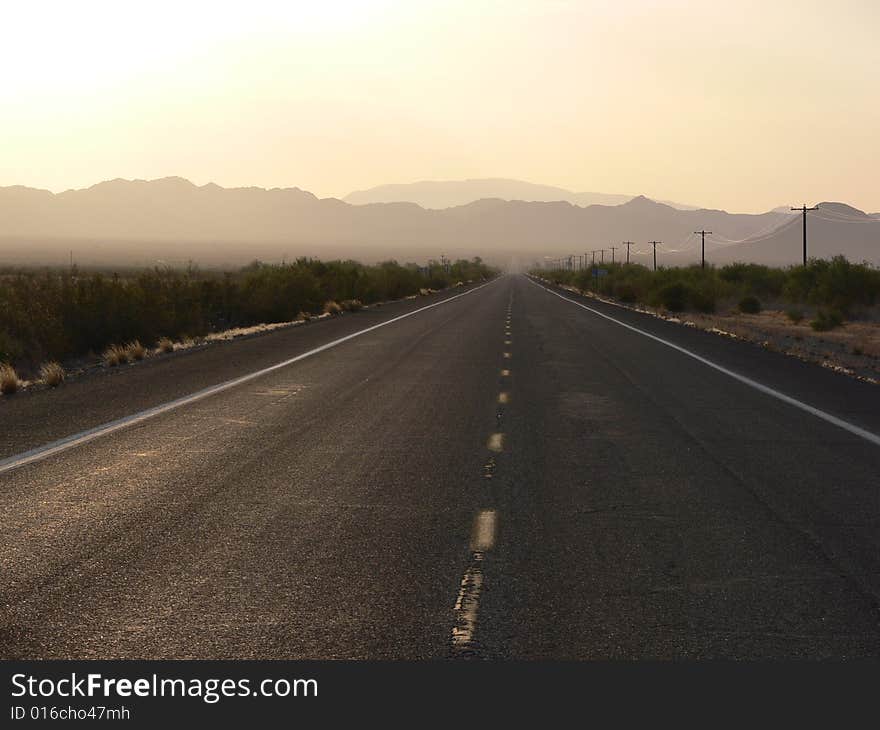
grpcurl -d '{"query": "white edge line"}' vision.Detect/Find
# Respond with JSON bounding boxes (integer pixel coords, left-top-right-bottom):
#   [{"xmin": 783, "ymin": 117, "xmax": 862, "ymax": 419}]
[
  {"xmin": 527, "ymin": 276, "xmax": 880, "ymax": 447},
  {"xmin": 0, "ymin": 279, "xmax": 499, "ymax": 475}
]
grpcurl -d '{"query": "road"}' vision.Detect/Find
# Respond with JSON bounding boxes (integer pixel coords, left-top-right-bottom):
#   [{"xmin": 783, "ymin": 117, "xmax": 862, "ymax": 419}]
[{"xmin": 1, "ymin": 274, "xmax": 879, "ymax": 659}]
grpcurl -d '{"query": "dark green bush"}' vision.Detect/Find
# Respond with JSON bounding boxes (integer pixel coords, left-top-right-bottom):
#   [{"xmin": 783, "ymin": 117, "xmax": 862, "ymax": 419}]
[
  {"xmin": 655, "ymin": 282, "xmax": 690, "ymax": 312},
  {"xmin": 720, "ymin": 263, "xmax": 786, "ymax": 298},
  {"xmin": 810, "ymin": 309, "xmax": 844, "ymax": 331},
  {"xmin": 784, "ymin": 256, "xmax": 880, "ymax": 315},
  {"xmin": 689, "ymin": 283, "xmax": 717, "ymax": 313},
  {"xmin": 616, "ymin": 283, "xmax": 637, "ymax": 303},
  {"xmin": 738, "ymin": 296, "xmax": 762, "ymax": 314}
]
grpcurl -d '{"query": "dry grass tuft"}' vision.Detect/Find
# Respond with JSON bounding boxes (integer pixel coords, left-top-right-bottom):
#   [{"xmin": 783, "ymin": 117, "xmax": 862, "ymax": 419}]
[
  {"xmin": 125, "ymin": 340, "xmax": 147, "ymax": 361},
  {"xmin": 323, "ymin": 300, "xmax": 343, "ymax": 315},
  {"xmin": 340, "ymin": 299, "xmax": 363, "ymax": 312},
  {"xmin": 296, "ymin": 311, "xmax": 312, "ymax": 322},
  {"xmin": 157, "ymin": 336, "xmax": 174, "ymax": 353},
  {"xmin": 0, "ymin": 363, "xmax": 21, "ymax": 394},
  {"xmin": 419, "ymin": 288, "xmax": 430, "ymax": 296},
  {"xmin": 103, "ymin": 344, "xmax": 127, "ymax": 367},
  {"xmin": 39, "ymin": 361, "xmax": 65, "ymax": 387}
]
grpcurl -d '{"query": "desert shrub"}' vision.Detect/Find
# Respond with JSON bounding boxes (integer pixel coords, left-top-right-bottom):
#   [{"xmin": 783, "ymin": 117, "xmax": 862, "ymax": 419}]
[
  {"xmin": 784, "ymin": 257, "xmax": 880, "ymax": 315},
  {"xmin": 0, "ymin": 331, "xmax": 23, "ymax": 367},
  {"xmin": 689, "ymin": 283, "xmax": 717, "ymax": 313},
  {"xmin": 720, "ymin": 263, "xmax": 786, "ymax": 298},
  {"xmin": 125, "ymin": 340, "xmax": 147, "ymax": 361},
  {"xmin": 103, "ymin": 344, "xmax": 127, "ymax": 367},
  {"xmin": 323, "ymin": 300, "xmax": 343, "ymax": 315},
  {"xmin": 616, "ymin": 283, "xmax": 638, "ymax": 303},
  {"xmin": 340, "ymin": 299, "xmax": 363, "ymax": 311},
  {"xmin": 655, "ymin": 282, "xmax": 690, "ymax": 312},
  {"xmin": 157, "ymin": 337, "xmax": 174, "ymax": 353},
  {"xmin": 810, "ymin": 309, "xmax": 844, "ymax": 331},
  {"xmin": 786, "ymin": 308, "xmax": 804, "ymax": 323},
  {"xmin": 738, "ymin": 296, "xmax": 762, "ymax": 314},
  {"xmin": 39, "ymin": 361, "xmax": 65, "ymax": 386},
  {"xmin": 0, "ymin": 363, "xmax": 20, "ymax": 394}
]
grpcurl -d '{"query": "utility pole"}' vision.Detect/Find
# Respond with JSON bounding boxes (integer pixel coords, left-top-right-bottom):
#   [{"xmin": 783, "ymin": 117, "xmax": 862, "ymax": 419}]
[
  {"xmin": 599, "ymin": 249, "xmax": 605, "ymax": 264},
  {"xmin": 649, "ymin": 241, "xmax": 661, "ymax": 271},
  {"xmin": 622, "ymin": 241, "xmax": 634, "ymax": 264},
  {"xmin": 610, "ymin": 246, "xmax": 617, "ymax": 264},
  {"xmin": 591, "ymin": 250, "xmax": 596, "ymax": 266},
  {"xmin": 694, "ymin": 230, "xmax": 713, "ymax": 269},
  {"xmin": 791, "ymin": 204, "xmax": 818, "ymax": 265}
]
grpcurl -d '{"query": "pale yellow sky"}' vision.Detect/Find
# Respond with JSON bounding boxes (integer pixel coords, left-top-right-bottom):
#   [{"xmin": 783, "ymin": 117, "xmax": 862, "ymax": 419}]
[{"xmin": 1, "ymin": 0, "xmax": 878, "ymax": 212}]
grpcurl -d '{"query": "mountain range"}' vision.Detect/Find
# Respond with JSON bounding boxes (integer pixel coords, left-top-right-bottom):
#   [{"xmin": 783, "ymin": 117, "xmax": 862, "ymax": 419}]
[
  {"xmin": 343, "ymin": 178, "xmax": 699, "ymax": 210},
  {"xmin": 0, "ymin": 177, "xmax": 877, "ymax": 268}
]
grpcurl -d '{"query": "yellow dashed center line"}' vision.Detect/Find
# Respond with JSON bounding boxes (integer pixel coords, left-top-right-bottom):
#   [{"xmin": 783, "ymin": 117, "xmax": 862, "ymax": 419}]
[
  {"xmin": 471, "ymin": 509, "xmax": 497, "ymax": 551},
  {"xmin": 498, "ymin": 392, "xmax": 509, "ymax": 404},
  {"xmin": 487, "ymin": 433, "xmax": 504, "ymax": 452}
]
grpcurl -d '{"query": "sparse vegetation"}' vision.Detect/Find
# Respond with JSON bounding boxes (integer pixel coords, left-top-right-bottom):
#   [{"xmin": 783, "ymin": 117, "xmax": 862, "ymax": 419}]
[
  {"xmin": 39, "ymin": 361, "xmax": 65, "ymax": 387},
  {"xmin": 323, "ymin": 300, "xmax": 343, "ymax": 315},
  {"xmin": 536, "ymin": 256, "xmax": 880, "ymax": 322},
  {"xmin": 0, "ymin": 363, "xmax": 21, "ymax": 394},
  {"xmin": 0, "ymin": 256, "xmax": 496, "ymax": 378},
  {"xmin": 340, "ymin": 299, "xmax": 363, "ymax": 312}
]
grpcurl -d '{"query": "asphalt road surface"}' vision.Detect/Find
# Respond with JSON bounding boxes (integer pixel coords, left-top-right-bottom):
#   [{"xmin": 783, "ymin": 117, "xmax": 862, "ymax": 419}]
[{"xmin": 1, "ymin": 275, "xmax": 879, "ymax": 659}]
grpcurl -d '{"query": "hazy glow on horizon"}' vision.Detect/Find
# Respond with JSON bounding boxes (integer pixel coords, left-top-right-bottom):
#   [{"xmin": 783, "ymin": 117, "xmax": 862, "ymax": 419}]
[{"xmin": 2, "ymin": 0, "xmax": 878, "ymax": 213}]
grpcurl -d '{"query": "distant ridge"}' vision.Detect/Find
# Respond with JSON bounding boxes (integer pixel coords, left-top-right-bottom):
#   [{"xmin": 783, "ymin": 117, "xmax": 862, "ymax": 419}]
[{"xmin": 343, "ymin": 178, "xmax": 698, "ymax": 211}]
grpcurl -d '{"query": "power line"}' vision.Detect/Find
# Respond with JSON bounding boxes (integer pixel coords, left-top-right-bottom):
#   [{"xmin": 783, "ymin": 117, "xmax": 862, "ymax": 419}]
[
  {"xmin": 710, "ymin": 216, "xmax": 801, "ymax": 248},
  {"xmin": 610, "ymin": 245, "xmax": 617, "ymax": 264},
  {"xmin": 622, "ymin": 241, "xmax": 634, "ymax": 264},
  {"xmin": 711, "ymin": 212, "xmax": 798, "ymax": 245}
]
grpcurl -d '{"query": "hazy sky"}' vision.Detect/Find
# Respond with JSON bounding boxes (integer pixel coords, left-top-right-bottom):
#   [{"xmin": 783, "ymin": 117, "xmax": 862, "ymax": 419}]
[{"xmin": 2, "ymin": 0, "xmax": 878, "ymax": 212}]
